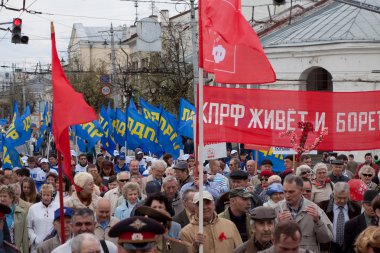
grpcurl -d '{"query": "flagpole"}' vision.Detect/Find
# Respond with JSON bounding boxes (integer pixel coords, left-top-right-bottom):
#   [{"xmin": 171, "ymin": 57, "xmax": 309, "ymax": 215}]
[{"xmin": 57, "ymin": 151, "xmax": 65, "ymax": 244}]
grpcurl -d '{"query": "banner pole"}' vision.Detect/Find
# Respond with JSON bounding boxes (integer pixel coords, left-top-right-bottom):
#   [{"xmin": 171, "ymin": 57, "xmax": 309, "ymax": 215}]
[
  {"xmin": 57, "ymin": 151, "xmax": 65, "ymax": 244},
  {"xmin": 198, "ymin": 68, "xmax": 204, "ymax": 253}
]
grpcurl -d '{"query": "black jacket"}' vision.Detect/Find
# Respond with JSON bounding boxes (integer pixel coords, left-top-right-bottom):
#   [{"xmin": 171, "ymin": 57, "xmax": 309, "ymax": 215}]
[{"xmin": 343, "ymin": 213, "xmax": 368, "ymax": 253}]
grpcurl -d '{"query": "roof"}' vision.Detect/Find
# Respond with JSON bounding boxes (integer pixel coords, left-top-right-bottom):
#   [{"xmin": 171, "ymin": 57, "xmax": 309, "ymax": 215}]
[
  {"xmin": 72, "ymin": 23, "xmax": 127, "ymax": 43},
  {"xmin": 261, "ymin": 0, "xmax": 380, "ymax": 47}
]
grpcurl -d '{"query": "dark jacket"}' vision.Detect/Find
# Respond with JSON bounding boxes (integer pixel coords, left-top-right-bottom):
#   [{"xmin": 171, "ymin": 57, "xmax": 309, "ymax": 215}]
[
  {"xmin": 173, "ymin": 209, "xmax": 190, "ymax": 228},
  {"xmin": 233, "ymin": 237, "xmax": 258, "ymax": 253},
  {"xmin": 343, "ymin": 213, "xmax": 368, "ymax": 253}
]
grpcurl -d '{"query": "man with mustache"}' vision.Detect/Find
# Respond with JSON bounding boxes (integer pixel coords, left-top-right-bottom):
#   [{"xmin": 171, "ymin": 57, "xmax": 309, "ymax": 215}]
[{"xmin": 233, "ymin": 206, "xmax": 276, "ymax": 253}]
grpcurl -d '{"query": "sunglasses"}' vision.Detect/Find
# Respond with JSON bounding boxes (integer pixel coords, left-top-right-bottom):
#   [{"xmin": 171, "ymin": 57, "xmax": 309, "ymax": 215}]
[
  {"xmin": 362, "ymin": 173, "xmax": 373, "ymax": 177},
  {"xmin": 260, "ymin": 178, "xmax": 269, "ymax": 182},
  {"xmin": 118, "ymin": 179, "xmax": 129, "ymax": 183}
]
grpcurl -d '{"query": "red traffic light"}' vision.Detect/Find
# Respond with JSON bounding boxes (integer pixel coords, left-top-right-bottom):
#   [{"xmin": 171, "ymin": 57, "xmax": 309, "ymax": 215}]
[{"xmin": 13, "ymin": 18, "xmax": 22, "ymax": 27}]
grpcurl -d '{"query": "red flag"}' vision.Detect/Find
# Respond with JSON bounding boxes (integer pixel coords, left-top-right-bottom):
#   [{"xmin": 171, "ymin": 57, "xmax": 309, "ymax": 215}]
[
  {"xmin": 51, "ymin": 23, "xmax": 98, "ymax": 181},
  {"xmin": 199, "ymin": 0, "xmax": 276, "ymax": 84}
]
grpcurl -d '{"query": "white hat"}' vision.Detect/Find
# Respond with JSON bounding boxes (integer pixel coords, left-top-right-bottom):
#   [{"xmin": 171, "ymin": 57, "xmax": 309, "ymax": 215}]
[
  {"xmin": 40, "ymin": 158, "xmax": 49, "ymax": 164},
  {"xmin": 231, "ymin": 150, "xmax": 238, "ymax": 155},
  {"xmin": 70, "ymin": 150, "xmax": 78, "ymax": 157},
  {"xmin": 179, "ymin": 154, "xmax": 190, "ymax": 161},
  {"xmin": 114, "ymin": 150, "xmax": 119, "ymax": 156},
  {"xmin": 146, "ymin": 157, "xmax": 153, "ymax": 163},
  {"xmin": 74, "ymin": 172, "xmax": 93, "ymax": 189},
  {"xmin": 193, "ymin": 191, "xmax": 214, "ymax": 204}
]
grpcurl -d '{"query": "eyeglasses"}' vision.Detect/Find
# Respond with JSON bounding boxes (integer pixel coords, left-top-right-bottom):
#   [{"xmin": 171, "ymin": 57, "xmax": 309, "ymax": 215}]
[
  {"xmin": 118, "ymin": 179, "xmax": 129, "ymax": 183},
  {"xmin": 301, "ymin": 171, "xmax": 311, "ymax": 175},
  {"xmin": 362, "ymin": 173, "xmax": 373, "ymax": 177}
]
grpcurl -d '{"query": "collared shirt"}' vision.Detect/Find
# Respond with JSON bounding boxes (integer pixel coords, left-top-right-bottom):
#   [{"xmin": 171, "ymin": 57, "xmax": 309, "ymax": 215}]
[
  {"xmin": 332, "ymin": 204, "xmax": 349, "ymax": 242},
  {"xmin": 287, "ymin": 197, "xmax": 304, "ymax": 220}
]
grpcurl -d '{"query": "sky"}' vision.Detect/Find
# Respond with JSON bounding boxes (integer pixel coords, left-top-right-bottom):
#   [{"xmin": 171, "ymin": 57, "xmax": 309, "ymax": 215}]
[{"xmin": 0, "ymin": 0, "xmax": 187, "ymax": 72}]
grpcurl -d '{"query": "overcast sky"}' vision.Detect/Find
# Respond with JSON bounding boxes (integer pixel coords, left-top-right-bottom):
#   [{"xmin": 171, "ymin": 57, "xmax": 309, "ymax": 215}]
[{"xmin": 0, "ymin": 0, "xmax": 185, "ymax": 72}]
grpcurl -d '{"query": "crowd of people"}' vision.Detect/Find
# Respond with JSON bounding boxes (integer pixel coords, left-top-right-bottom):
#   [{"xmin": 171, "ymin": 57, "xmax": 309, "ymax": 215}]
[{"xmin": 0, "ymin": 147, "xmax": 378, "ymax": 253}]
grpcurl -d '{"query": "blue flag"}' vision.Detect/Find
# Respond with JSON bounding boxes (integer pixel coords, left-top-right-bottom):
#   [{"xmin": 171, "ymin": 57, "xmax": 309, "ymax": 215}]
[
  {"xmin": 2, "ymin": 134, "xmax": 22, "ymax": 169},
  {"xmin": 73, "ymin": 120, "xmax": 103, "ymax": 152},
  {"xmin": 99, "ymin": 106, "xmax": 116, "ymax": 154},
  {"xmin": 114, "ymin": 109, "xmax": 127, "ymax": 146},
  {"xmin": 0, "ymin": 119, "xmax": 7, "ymax": 126},
  {"xmin": 127, "ymin": 106, "xmax": 163, "ymax": 156},
  {"xmin": 5, "ymin": 101, "xmax": 31, "ymax": 146},
  {"xmin": 178, "ymin": 98, "xmax": 195, "ymax": 139},
  {"xmin": 129, "ymin": 98, "xmax": 137, "ymax": 111},
  {"xmin": 139, "ymin": 97, "xmax": 161, "ymax": 125},
  {"xmin": 35, "ymin": 102, "xmax": 49, "ymax": 152},
  {"xmin": 252, "ymin": 147, "xmax": 286, "ymax": 173},
  {"xmin": 158, "ymin": 108, "xmax": 182, "ymax": 159}
]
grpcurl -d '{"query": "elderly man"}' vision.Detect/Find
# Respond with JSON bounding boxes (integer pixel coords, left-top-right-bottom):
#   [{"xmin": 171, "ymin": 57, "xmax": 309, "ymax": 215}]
[
  {"xmin": 180, "ymin": 191, "xmax": 242, "ymax": 253},
  {"xmin": 219, "ymin": 188, "xmax": 252, "ymax": 242},
  {"xmin": 95, "ymin": 198, "xmax": 119, "ymax": 245},
  {"xmin": 229, "ymin": 158, "xmax": 242, "ymax": 173},
  {"xmin": 328, "ymin": 159, "xmax": 350, "ymax": 183},
  {"xmin": 52, "ymin": 208, "xmax": 117, "ymax": 253},
  {"xmin": 234, "ymin": 206, "xmax": 276, "ymax": 253},
  {"xmin": 276, "ymin": 175, "xmax": 333, "ymax": 253},
  {"xmin": 162, "ymin": 176, "xmax": 183, "ymax": 215},
  {"xmin": 318, "ymin": 182, "xmax": 361, "ymax": 253},
  {"xmin": 228, "ymin": 170, "xmax": 262, "ymax": 208},
  {"xmin": 37, "ymin": 207, "xmax": 73, "ymax": 253},
  {"xmin": 104, "ymin": 171, "xmax": 130, "ymax": 215},
  {"xmin": 246, "ymin": 160, "xmax": 259, "ymax": 182},
  {"xmin": 259, "ymin": 221, "xmax": 309, "ymax": 253},
  {"xmin": 145, "ymin": 160, "xmax": 166, "ymax": 186},
  {"xmin": 71, "ymin": 233, "xmax": 102, "ymax": 253},
  {"xmin": 28, "ymin": 184, "xmax": 59, "ymax": 253},
  {"xmin": 173, "ymin": 161, "xmax": 193, "ymax": 188},
  {"xmin": 173, "ymin": 189, "xmax": 196, "ymax": 228}
]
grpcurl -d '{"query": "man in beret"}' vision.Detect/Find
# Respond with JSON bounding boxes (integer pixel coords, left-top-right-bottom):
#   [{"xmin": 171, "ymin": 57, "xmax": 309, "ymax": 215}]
[
  {"xmin": 37, "ymin": 207, "xmax": 73, "ymax": 253},
  {"xmin": 219, "ymin": 188, "xmax": 252, "ymax": 242},
  {"xmin": 328, "ymin": 159, "xmax": 350, "ymax": 183},
  {"xmin": 180, "ymin": 191, "xmax": 242, "ymax": 253},
  {"xmin": 136, "ymin": 206, "xmax": 191, "ymax": 252},
  {"xmin": 234, "ymin": 206, "xmax": 276, "ymax": 253},
  {"xmin": 108, "ymin": 216, "xmax": 166, "ymax": 253}
]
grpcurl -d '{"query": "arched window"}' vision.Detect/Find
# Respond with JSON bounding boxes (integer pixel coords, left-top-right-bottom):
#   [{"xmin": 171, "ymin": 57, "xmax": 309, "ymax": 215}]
[{"xmin": 306, "ymin": 67, "xmax": 332, "ymax": 91}]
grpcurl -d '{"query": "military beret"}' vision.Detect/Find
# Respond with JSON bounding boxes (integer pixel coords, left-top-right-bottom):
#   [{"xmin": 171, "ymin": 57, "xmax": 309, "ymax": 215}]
[
  {"xmin": 260, "ymin": 170, "xmax": 274, "ymax": 177},
  {"xmin": 229, "ymin": 170, "xmax": 249, "ymax": 180},
  {"xmin": 108, "ymin": 216, "xmax": 165, "ymax": 250},
  {"xmin": 250, "ymin": 206, "xmax": 276, "ymax": 220}
]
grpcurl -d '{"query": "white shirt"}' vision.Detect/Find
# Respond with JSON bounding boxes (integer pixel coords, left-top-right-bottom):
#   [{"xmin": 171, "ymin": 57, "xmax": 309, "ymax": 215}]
[
  {"xmin": 333, "ymin": 203, "xmax": 349, "ymax": 243},
  {"xmin": 36, "ymin": 169, "xmax": 58, "ymax": 182},
  {"xmin": 27, "ymin": 201, "xmax": 59, "ymax": 253},
  {"xmin": 75, "ymin": 164, "xmax": 88, "ymax": 173},
  {"xmin": 52, "ymin": 238, "xmax": 117, "ymax": 253},
  {"xmin": 28, "ymin": 167, "xmax": 42, "ymax": 181}
]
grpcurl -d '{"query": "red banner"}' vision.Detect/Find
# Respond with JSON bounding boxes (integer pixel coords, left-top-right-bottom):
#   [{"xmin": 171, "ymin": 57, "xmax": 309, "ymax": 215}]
[{"xmin": 203, "ymin": 86, "xmax": 380, "ymax": 151}]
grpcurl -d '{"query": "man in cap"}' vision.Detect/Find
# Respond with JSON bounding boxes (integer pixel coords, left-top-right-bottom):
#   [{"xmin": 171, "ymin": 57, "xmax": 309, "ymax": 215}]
[
  {"xmin": 328, "ymin": 159, "xmax": 350, "ymax": 183},
  {"xmin": 173, "ymin": 161, "xmax": 193, "ymax": 188},
  {"xmin": 52, "ymin": 208, "xmax": 117, "ymax": 253},
  {"xmin": 135, "ymin": 206, "xmax": 191, "ymax": 252},
  {"xmin": 37, "ymin": 207, "xmax": 73, "ymax": 253},
  {"xmin": 234, "ymin": 206, "xmax": 276, "ymax": 253},
  {"xmin": 180, "ymin": 191, "xmax": 243, "ymax": 253},
  {"xmin": 95, "ymin": 198, "xmax": 120, "ymax": 245},
  {"xmin": 108, "ymin": 216, "xmax": 166, "ymax": 253},
  {"xmin": 276, "ymin": 175, "xmax": 333, "ymax": 253},
  {"xmin": 219, "ymin": 188, "xmax": 252, "ymax": 242},
  {"xmin": 343, "ymin": 189, "xmax": 379, "ymax": 253},
  {"xmin": 114, "ymin": 153, "xmax": 129, "ymax": 174},
  {"xmin": 259, "ymin": 221, "xmax": 309, "ymax": 253},
  {"xmin": 135, "ymin": 148, "xmax": 146, "ymax": 174}
]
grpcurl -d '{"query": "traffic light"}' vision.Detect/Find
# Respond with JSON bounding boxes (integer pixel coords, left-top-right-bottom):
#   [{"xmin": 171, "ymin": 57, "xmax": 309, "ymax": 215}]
[{"xmin": 11, "ymin": 18, "xmax": 29, "ymax": 44}]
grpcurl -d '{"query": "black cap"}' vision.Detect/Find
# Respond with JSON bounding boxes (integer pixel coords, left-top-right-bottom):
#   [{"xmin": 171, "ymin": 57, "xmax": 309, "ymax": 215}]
[
  {"xmin": 261, "ymin": 159, "xmax": 273, "ymax": 166},
  {"xmin": 135, "ymin": 206, "xmax": 172, "ymax": 224},
  {"xmin": 229, "ymin": 170, "xmax": 249, "ymax": 180},
  {"xmin": 363, "ymin": 190, "xmax": 379, "ymax": 204},
  {"xmin": 108, "ymin": 216, "xmax": 165, "ymax": 250},
  {"xmin": 331, "ymin": 159, "xmax": 344, "ymax": 165},
  {"xmin": 145, "ymin": 181, "xmax": 162, "ymax": 196}
]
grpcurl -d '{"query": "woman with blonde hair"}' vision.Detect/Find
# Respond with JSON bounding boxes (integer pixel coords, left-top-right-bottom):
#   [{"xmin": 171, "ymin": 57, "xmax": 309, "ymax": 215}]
[
  {"xmin": 358, "ymin": 165, "xmax": 378, "ymax": 190},
  {"xmin": 355, "ymin": 226, "xmax": 380, "ymax": 253},
  {"xmin": 311, "ymin": 162, "xmax": 334, "ymax": 205}
]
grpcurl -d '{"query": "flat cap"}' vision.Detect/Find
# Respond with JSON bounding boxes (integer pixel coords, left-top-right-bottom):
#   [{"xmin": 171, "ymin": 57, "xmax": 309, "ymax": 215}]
[
  {"xmin": 173, "ymin": 161, "xmax": 188, "ymax": 171},
  {"xmin": 331, "ymin": 159, "xmax": 344, "ymax": 165},
  {"xmin": 108, "ymin": 216, "xmax": 165, "ymax": 250},
  {"xmin": 250, "ymin": 206, "xmax": 276, "ymax": 220},
  {"xmin": 229, "ymin": 188, "xmax": 251, "ymax": 199},
  {"xmin": 229, "ymin": 170, "xmax": 249, "ymax": 180},
  {"xmin": 261, "ymin": 159, "xmax": 273, "ymax": 166}
]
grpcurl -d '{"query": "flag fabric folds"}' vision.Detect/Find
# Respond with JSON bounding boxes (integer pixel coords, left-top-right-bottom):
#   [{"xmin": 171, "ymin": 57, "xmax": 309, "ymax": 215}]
[
  {"xmin": 199, "ymin": 0, "xmax": 276, "ymax": 84},
  {"xmin": 178, "ymin": 98, "xmax": 195, "ymax": 139},
  {"xmin": 158, "ymin": 108, "xmax": 182, "ymax": 159},
  {"xmin": 5, "ymin": 102, "xmax": 32, "ymax": 147},
  {"xmin": 35, "ymin": 102, "xmax": 50, "ymax": 152},
  {"xmin": 51, "ymin": 23, "xmax": 98, "ymax": 179},
  {"xmin": 73, "ymin": 120, "xmax": 103, "ymax": 153},
  {"xmin": 114, "ymin": 109, "xmax": 127, "ymax": 146},
  {"xmin": 99, "ymin": 106, "xmax": 116, "ymax": 155},
  {"xmin": 2, "ymin": 134, "xmax": 22, "ymax": 169}
]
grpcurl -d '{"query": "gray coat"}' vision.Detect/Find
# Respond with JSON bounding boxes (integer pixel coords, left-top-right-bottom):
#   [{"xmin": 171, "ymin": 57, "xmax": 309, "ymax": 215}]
[{"xmin": 274, "ymin": 198, "xmax": 333, "ymax": 253}]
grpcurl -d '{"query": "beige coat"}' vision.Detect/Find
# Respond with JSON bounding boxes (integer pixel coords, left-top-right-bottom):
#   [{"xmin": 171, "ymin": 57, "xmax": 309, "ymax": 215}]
[
  {"xmin": 311, "ymin": 182, "xmax": 334, "ymax": 205},
  {"xmin": 36, "ymin": 234, "xmax": 60, "ymax": 253},
  {"xmin": 103, "ymin": 187, "xmax": 122, "ymax": 215},
  {"xmin": 95, "ymin": 216, "xmax": 120, "ymax": 245},
  {"xmin": 64, "ymin": 192, "xmax": 101, "ymax": 211},
  {"xmin": 180, "ymin": 213, "xmax": 243, "ymax": 253},
  {"xmin": 14, "ymin": 205, "xmax": 29, "ymax": 253},
  {"xmin": 275, "ymin": 198, "xmax": 333, "ymax": 253}
]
